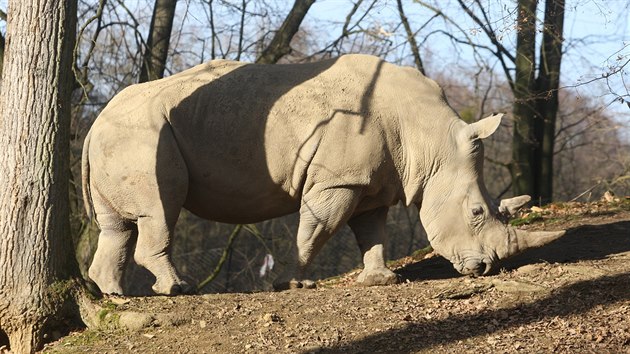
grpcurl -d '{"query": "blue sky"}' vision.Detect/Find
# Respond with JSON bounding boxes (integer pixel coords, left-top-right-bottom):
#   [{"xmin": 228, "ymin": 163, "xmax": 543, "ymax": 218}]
[
  {"xmin": 306, "ymin": 0, "xmax": 630, "ymax": 111},
  {"xmin": 0, "ymin": 0, "xmax": 627, "ymax": 123}
]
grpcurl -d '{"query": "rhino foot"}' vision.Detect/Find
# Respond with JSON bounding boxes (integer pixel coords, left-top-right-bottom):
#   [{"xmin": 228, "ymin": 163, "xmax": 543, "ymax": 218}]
[
  {"xmin": 93, "ymin": 281, "xmax": 124, "ymax": 296},
  {"xmin": 88, "ymin": 267, "xmax": 124, "ymax": 295},
  {"xmin": 152, "ymin": 279, "xmax": 195, "ymax": 296},
  {"xmin": 356, "ymin": 268, "xmax": 400, "ymax": 286},
  {"xmin": 273, "ymin": 279, "xmax": 317, "ymax": 291}
]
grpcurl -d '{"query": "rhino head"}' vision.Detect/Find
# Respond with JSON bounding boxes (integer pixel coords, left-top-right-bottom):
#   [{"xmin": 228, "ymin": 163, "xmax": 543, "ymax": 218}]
[{"xmin": 419, "ymin": 113, "xmax": 565, "ymax": 276}]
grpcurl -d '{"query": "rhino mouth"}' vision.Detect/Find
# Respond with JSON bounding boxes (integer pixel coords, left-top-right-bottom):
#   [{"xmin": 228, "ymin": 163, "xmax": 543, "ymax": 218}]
[{"xmin": 453, "ymin": 258, "xmax": 493, "ymax": 277}]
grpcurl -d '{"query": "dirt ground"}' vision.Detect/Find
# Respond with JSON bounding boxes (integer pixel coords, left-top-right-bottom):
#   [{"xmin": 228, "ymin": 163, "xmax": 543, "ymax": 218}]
[{"xmin": 41, "ymin": 201, "xmax": 630, "ymax": 353}]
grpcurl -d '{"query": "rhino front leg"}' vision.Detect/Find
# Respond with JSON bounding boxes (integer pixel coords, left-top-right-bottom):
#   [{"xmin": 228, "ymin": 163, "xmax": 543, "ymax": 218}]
[
  {"xmin": 348, "ymin": 207, "xmax": 399, "ymax": 286},
  {"xmin": 274, "ymin": 186, "xmax": 360, "ymax": 290}
]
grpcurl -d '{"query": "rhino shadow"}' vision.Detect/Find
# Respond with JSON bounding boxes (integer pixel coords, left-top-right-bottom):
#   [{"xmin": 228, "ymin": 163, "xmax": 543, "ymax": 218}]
[
  {"xmin": 313, "ymin": 219, "xmax": 630, "ymax": 353},
  {"xmin": 311, "ymin": 270, "xmax": 630, "ymax": 353},
  {"xmin": 395, "ymin": 256, "xmax": 460, "ymax": 281},
  {"xmin": 122, "ymin": 58, "xmax": 390, "ymax": 294},
  {"xmin": 500, "ymin": 219, "xmax": 630, "ymax": 269},
  {"xmin": 395, "ymin": 219, "xmax": 630, "ymax": 282}
]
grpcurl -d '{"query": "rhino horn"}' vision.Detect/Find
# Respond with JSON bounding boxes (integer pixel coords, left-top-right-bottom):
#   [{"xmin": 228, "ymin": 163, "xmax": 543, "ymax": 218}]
[
  {"xmin": 499, "ymin": 195, "xmax": 531, "ymax": 215},
  {"xmin": 508, "ymin": 228, "xmax": 566, "ymax": 256}
]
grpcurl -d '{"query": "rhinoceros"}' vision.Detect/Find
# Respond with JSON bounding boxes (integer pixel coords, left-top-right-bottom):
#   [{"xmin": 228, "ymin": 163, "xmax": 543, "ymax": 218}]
[{"xmin": 82, "ymin": 54, "xmax": 564, "ymax": 295}]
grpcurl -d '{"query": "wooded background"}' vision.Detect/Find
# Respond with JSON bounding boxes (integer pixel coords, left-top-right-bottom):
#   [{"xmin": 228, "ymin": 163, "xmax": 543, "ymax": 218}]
[
  {"xmin": 0, "ymin": 0, "xmax": 628, "ymax": 351},
  {"xmin": 64, "ymin": 0, "xmax": 630, "ymax": 294}
]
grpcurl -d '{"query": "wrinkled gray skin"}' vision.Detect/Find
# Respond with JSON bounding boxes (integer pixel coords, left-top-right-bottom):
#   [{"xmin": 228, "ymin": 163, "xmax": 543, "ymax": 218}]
[{"xmin": 82, "ymin": 54, "xmax": 564, "ymax": 295}]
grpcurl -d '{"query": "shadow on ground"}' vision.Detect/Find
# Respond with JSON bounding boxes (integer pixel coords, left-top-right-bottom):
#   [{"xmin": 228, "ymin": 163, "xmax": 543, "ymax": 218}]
[
  {"xmin": 501, "ymin": 220, "xmax": 630, "ymax": 269},
  {"xmin": 313, "ymin": 220, "xmax": 630, "ymax": 353},
  {"xmin": 395, "ymin": 220, "xmax": 630, "ymax": 281},
  {"xmin": 311, "ymin": 272, "xmax": 630, "ymax": 353}
]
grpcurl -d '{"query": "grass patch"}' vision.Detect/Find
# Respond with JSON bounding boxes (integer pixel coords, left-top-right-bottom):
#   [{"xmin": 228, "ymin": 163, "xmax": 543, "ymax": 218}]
[
  {"xmin": 510, "ymin": 212, "xmax": 543, "ymax": 226},
  {"xmin": 410, "ymin": 245, "xmax": 434, "ymax": 260},
  {"xmin": 614, "ymin": 198, "xmax": 630, "ymax": 211}
]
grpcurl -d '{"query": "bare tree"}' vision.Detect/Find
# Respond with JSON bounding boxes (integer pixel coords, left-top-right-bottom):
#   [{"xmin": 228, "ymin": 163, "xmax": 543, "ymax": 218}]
[
  {"xmin": 534, "ymin": 0, "xmax": 565, "ymax": 203},
  {"xmin": 0, "ymin": 0, "xmax": 80, "ymax": 352},
  {"xmin": 139, "ymin": 0, "xmax": 178, "ymax": 82},
  {"xmin": 452, "ymin": 0, "xmax": 565, "ymax": 203},
  {"xmin": 256, "ymin": 0, "xmax": 316, "ymax": 64},
  {"xmin": 0, "ymin": 9, "xmax": 5, "ymax": 77},
  {"xmin": 511, "ymin": 0, "xmax": 539, "ymax": 200}
]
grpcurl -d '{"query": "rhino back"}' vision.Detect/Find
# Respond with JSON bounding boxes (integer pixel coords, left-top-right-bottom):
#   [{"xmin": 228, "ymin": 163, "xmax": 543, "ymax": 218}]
[
  {"xmin": 90, "ymin": 55, "xmax": 454, "ymax": 223},
  {"xmin": 167, "ymin": 56, "xmax": 417, "ymax": 221}
]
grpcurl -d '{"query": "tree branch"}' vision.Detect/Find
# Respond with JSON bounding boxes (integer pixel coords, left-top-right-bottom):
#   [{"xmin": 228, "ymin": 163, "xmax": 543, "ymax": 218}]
[
  {"xmin": 256, "ymin": 0, "xmax": 315, "ymax": 64},
  {"xmin": 396, "ymin": 0, "xmax": 425, "ymax": 74}
]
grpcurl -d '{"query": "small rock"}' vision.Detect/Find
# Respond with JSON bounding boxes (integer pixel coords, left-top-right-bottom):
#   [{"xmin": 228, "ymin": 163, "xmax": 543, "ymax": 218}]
[
  {"xmin": 142, "ymin": 333, "xmax": 156, "ymax": 339},
  {"xmin": 491, "ymin": 279, "xmax": 547, "ymax": 293},
  {"xmin": 603, "ymin": 191, "xmax": 616, "ymax": 202},
  {"xmin": 119, "ymin": 311, "xmax": 154, "ymax": 331},
  {"xmin": 262, "ymin": 313, "xmax": 281, "ymax": 323},
  {"xmin": 110, "ymin": 297, "xmax": 131, "ymax": 305},
  {"xmin": 516, "ymin": 264, "xmax": 541, "ymax": 274},
  {"xmin": 154, "ymin": 313, "xmax": 188, "ymax": 327},
  {"xmin": 562, "ymin": 265, "xmax": 606, "ymax": 277},
  {"xmin": 199, "ymin": 320, "xmax": 207, "ymax": 328}
]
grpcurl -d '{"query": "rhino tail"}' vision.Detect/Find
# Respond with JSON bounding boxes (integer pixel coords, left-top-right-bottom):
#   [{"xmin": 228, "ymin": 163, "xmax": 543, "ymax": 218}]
[{"xmin": 81, "ymin": 128, "xmax": 94, "ymax": 221}]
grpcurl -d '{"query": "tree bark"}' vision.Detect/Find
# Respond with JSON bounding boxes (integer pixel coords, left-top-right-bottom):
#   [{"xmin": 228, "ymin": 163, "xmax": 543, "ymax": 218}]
[
  {"xmin": 0, "ymin": 33, "xmax": 4, "ymax": 78},
  {"xmin": 0, "ymin": 9, "xmax": 5, "ymax": 78},
  {"xmin": 511, "ymin": 0, "xmax": 538, "ymax": 200},
  {"xmin": 139, "ymin": 0, "xmax": 178, "ymax": 83},
  {"xmin": 512, "ymin": 0, "xmax": 565, "ymax": 204},
  {"xmin": 256, "ymin": 0, "xmax": 316, "ymax": 64},
  {"xmin": 0, "ymin": 0, "xmax": 80, "ymax": 352},
  {"xmin": 535, "ymin": 0, "xmax": 564, "ymax": 203}
]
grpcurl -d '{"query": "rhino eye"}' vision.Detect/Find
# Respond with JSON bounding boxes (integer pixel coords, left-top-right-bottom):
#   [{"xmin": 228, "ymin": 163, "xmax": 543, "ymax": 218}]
[{"xmin": 471, "ymin": 206, "xmax": 484, "ymax": 217}]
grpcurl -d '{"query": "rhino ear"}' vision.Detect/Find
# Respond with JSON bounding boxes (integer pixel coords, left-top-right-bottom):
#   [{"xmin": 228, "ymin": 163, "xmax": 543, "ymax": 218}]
[
  {"xmin": 468, "ymin": 113, "xmax": 504, "ymax": 139},
  {"xmin": 499, "ymin": 195, "xmax": 531, "ymax": 215}
]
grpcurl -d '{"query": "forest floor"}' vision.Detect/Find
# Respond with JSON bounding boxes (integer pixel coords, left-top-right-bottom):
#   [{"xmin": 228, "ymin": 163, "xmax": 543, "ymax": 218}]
[{"xmin": 41, "ymin": 199, "xmax": 630, "ymax": 354}]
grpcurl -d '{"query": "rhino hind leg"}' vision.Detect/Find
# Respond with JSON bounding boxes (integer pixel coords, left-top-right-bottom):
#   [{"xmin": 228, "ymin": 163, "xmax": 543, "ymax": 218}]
[
  {"xmin": 134, "ymin": 212, "xmax": 193, "ymax": 295},
  {"xmin": 88, "ymin": 209, "xmax": 136, "ymax": 295},
  {"xmin": 348, "ymin": 207, "xmax": 399, "ymax": 286},
  {"xmin": 273, "ymin": 186, "xmax": 361, "ymax": 290}
]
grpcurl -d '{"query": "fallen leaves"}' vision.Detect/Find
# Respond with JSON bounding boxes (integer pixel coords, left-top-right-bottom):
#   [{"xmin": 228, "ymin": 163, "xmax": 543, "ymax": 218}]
[{"xmin": 43, "ymin": 202, "xmax": 630, "ymax": 354}]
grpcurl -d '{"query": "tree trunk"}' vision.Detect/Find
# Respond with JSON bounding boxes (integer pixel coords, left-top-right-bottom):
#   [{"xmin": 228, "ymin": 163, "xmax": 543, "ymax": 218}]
[
  {"xmin": 511, "ymin": 0, "xmax": 538, "ymax": 200},
  {"xmin": 0, "ymin": 9, "xmax": 5, "ymax": 78},
  {"xmin": 139, "ymin": 0, "xmax": 178, "ymax": 83},
  {"xmin": 0, "ymin": 33, "xmax": 4, "ymax": 78},
  {"xmin": 256, "ymin": 0, "xmax": 316, "ymax": 64},
  {"xmin": 0, "ymin": 0, "xmax": 80, "ymax": 352},
  {"xmin": 535, "ymin": 0, "xmax": 565, "ymax": 203}
]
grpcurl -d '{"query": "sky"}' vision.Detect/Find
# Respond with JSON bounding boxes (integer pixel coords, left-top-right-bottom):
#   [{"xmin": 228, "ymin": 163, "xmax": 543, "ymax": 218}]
[
  {"xmin": 0, "ymin": 0, "xmax": 627, "ymax": 122},
  {"xmin": 305, "ymin": 0, "xmax": 630, "ymax": 111}
]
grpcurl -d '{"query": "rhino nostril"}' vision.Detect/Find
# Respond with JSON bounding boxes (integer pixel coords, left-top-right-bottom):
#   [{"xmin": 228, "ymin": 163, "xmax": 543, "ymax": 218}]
[
  {"xmin": 481, "ymin": 261, "xmax": 491, "ymax": 275},
  {"xmin": 486, "ymin": 261, "xmax": 493, "ymax": 275},
  {"xmin": 464, "ymin": 262, "xmax": 487, "ymax": 277}
]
